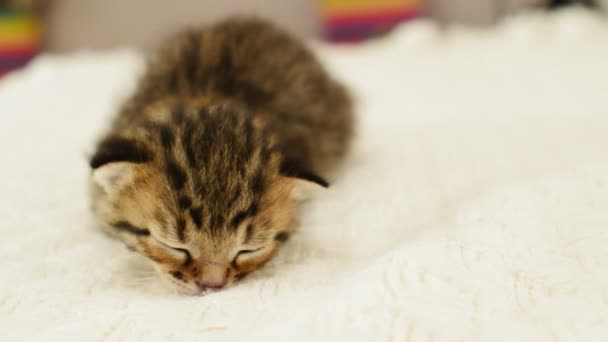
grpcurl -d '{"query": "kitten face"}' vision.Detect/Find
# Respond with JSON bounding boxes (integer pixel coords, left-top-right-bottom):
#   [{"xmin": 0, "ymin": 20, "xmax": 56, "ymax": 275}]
[
  {"xmin": 92, "ymin": 162, "xmax": 296, "ymax": 295},
  {"xmin": 90, "ymin": 103, "xmax": 325, "ymax": 295}
]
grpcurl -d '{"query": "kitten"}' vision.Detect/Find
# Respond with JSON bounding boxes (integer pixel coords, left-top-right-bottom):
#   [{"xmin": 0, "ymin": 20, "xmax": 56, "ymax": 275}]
[{"xmin": 89, "ymin": 17, "xmax": 353, "ymax": 295}]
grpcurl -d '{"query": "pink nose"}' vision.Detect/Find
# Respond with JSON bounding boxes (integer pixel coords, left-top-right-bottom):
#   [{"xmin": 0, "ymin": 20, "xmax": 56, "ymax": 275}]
[{"xmin": 195, "ymin": 265, "xmax": 227, "ymax": 290}]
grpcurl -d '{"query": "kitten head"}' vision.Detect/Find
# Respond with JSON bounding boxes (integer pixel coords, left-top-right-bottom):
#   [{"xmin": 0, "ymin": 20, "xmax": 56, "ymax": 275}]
[{"xmin": 89, "ymin": 103, "xmax": 327, "ymax": 295}]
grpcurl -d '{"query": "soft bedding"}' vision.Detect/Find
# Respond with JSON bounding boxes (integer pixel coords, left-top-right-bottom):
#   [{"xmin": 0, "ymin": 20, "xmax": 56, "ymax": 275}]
[{"xmin": 1, "ymin": 9, "xmax": 607, "ymax": 342}]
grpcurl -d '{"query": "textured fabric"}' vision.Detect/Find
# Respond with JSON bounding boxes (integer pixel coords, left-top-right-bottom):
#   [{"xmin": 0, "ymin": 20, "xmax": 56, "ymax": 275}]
[{"xmin": 1, "ymin": 9, "xmax": 607, "ymax": 342}]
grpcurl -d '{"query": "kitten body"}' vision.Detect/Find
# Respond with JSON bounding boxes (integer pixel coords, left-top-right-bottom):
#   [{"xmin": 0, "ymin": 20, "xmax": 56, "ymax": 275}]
[{"xmin": 89, "ymin": 17, "xmax": 353, "ymax": 295}]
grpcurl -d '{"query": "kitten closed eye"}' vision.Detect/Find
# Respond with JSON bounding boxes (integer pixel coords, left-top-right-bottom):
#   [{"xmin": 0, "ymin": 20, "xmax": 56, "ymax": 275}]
[
  {"xmin": 150, "ymin": 237, "xmax": 193, "ymax": 266},
  {"xmin": 235, "ymin": 247, "xmax": 265, "ymax": 258},
  {"xmin": 155, "ymin": 238, "xmax": 189, "ymax": 254}
]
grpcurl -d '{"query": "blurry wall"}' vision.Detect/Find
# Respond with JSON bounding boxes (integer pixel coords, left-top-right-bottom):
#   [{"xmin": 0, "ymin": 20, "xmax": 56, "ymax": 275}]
[
  {"xmin": 47, "ymin": 0, "xmax": 318, "ymax": 52},
  {"xmin": 428, "ymin": 0, "xmax": 496, "ymax": 26},
  {"xmin": 428, "ymin": 0, "xmax": 545, "ymax": 26},
  {"xmin": 46, "ymin": 0, "xmax": 551, "ymax": 52}
]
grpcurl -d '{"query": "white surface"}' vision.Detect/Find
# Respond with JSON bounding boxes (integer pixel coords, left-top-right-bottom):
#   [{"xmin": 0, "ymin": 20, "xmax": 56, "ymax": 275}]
[{"xmin": 1, "ymin": 9, "xmax": 608, "ymax": 342}]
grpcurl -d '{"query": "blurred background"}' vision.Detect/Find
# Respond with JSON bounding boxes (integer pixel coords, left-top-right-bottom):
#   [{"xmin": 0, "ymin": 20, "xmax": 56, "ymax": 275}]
[{"xmin": 0, "ymin": 0, "xmax": 605, "ymax": 76}]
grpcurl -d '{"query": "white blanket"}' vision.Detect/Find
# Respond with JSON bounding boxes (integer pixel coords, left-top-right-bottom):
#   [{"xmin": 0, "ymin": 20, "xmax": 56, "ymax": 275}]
[{"xmin": 1, "ymin": 9, "xmax": 607, "ymax": 341}]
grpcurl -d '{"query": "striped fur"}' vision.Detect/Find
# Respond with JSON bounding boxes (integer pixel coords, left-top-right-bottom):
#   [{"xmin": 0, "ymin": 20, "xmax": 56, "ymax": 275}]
[{"xmin": 89, "ymin": 17, "xmax": 353, "ymax": 295}]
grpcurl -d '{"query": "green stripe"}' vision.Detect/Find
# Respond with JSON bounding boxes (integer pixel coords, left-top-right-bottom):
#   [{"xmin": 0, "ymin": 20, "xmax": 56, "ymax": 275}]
[{"xmin": 0, "ymin": 7, "xmax": 30, "ymax": 20}]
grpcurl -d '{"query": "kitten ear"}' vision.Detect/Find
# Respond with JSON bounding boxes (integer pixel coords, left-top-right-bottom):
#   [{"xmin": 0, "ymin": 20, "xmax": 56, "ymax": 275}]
[
  {"xmin": 280, "ymin": 158, "xmax": 329, "ymax": 200},
  {"xmin": 89, "ymin": 135, "xmax": 151, "ymax": 169},
  {"xmin": 89, "ymin": 135, "xmax": 150, "ymax": 195},
  {"xmin": 288, "ymin": 176, "xmax": 329, "ymax": 201},
  {"xmin": 92, "ymin": 162, "xmax": 136, "ymax": 195}
]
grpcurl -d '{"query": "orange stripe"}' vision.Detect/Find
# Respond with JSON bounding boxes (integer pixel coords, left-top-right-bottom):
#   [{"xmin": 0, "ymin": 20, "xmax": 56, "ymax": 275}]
[
  {"xmin": 0, "ymin": 41, "xmax": 40, "ymax": 53},
  {"xmin": 320, "ymin": 0, "xmax": 423, "ymax": 16},
  {"xmin": 0, "ymin": 35, "xmax": 41, "ymax": 48},
  {"xmin": 324, "ymin": 10, "xmax": 418, "ymax": 26}
]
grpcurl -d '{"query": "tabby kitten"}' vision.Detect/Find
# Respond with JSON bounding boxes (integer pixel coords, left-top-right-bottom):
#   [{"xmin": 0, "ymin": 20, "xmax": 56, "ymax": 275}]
[{"xmin": 89, "ymin": 17, "xmax": 353, "ymax": 295}]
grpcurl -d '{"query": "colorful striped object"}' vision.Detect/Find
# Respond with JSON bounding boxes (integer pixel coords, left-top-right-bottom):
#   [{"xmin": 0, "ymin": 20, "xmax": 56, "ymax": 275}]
[
  {"xmin": 320, "ymin": 0, "xmax": 424, "ymax": 42},
  {"xmin": 0, "ymin": 7, "xmax": 42, "ymax": 77}
]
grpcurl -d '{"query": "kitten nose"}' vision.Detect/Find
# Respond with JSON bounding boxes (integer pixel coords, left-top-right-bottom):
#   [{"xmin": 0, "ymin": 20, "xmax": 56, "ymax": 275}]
[{"xmin": 196, "ymin": 265, "xmax": 227, "ymax": 290}]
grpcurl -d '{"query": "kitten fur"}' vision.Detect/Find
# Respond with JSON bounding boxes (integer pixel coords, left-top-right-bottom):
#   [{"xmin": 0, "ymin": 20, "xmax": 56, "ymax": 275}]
[{"xmin": 89, "ymin": 17, "xmax": 353, "ymax": 295}]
